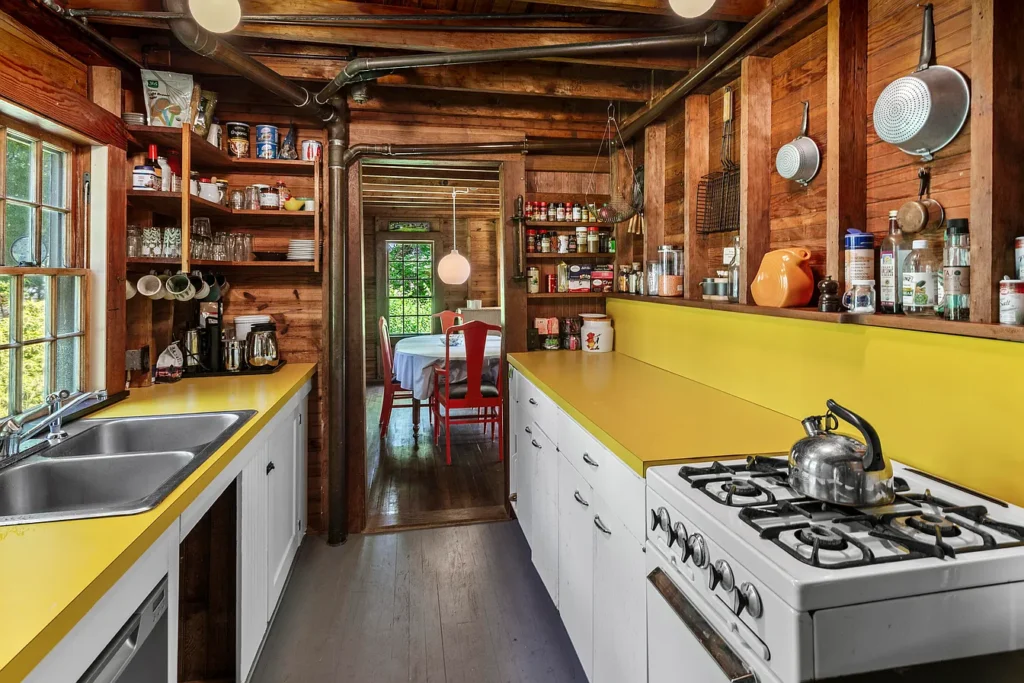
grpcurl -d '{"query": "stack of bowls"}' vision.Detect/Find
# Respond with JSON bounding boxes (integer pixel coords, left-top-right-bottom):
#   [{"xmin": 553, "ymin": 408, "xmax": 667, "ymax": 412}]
[{"xmin": 234, "ymin": 314, "xmax": 272, "ymax": 342}]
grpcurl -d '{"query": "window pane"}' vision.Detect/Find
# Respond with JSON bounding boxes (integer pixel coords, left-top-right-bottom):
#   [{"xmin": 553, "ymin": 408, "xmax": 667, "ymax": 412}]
[
  {"xmin": 41, "ymin": 209, "xmax": 65, "ymax": 267},
  {"xmin": 388, "ymin": 299, "xmax": 402, "ymax": 318},
  {"xmin": 416, "ymin": 317, "xmax": 431, "ymax": 334},
  {"xmin": 0, "ymin": 275, "xmax": 11, "ymax": 346},
  {"xmin": 55, "ymin": 337, "xmax": 80, "ymax": 394},
  {"xmin": 23, "ymin": 275, "xmax": 50, "ymax": 342},
  {"xmin": 42, "ymin": 147, "xmax": 66, "ymax": 208},
  {"xmin": 6, "ymin": 133, "xmax": 35, "ymax": 201},
  {"xmin": 5, "ymin": 202, "xmax": 35, "ymax": 266},
  {"xmin": 20, "ymin": 343, "xmax": 49, "ymax": 411},
  {"xmin": 56, "ymin": 276, "xmax": 80, "ymax": 334},
  {"xmin": 0, "ymin": 349, "xmax": 9, "ymax": 419}
]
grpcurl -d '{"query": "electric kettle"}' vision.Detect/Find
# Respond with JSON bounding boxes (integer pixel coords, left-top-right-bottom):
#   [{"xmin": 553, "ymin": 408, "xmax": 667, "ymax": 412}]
[
  {"xmin": 245, "ymin": 323, "xmax": 280, "ymax": 368},
  {"xmin": 788, "ymin": 399, "xmax": 895, "ymax": 507}
]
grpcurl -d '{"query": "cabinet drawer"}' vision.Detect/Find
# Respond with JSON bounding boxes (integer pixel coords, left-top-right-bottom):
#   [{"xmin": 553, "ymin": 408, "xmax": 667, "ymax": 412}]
[
  {"xmin": 520, "ymin": 377, "xmax": 558, "ymax": 442},
  {"xmin": 558, "ymin": 411, "xmax": 645, "ymax": 544}
]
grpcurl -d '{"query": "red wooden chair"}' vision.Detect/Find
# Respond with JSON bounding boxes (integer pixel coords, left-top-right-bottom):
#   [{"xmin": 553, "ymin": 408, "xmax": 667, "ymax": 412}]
[
  {"xmin": 432, "ymin": 320, "xmax": 503, "ymax": 465},
  {"xmin": 378, "ymin": 316, "xmax": 425, "ymax": 438},
  {"xmin": 432, "ymin": 310, "xmax": 462, "ymax": 334}
]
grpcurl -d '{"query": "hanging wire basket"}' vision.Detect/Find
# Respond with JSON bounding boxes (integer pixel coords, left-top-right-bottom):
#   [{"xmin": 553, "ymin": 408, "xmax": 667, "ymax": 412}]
[{"xmin": 585, "ymin": 105, "xmax": 640, "ymax": 225}]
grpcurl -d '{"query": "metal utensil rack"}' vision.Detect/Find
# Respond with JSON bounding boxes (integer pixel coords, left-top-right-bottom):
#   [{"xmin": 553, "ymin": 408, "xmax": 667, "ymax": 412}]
[{"xmin": 696, "ymin": 86, "xmax": 741, "ymax": 236}]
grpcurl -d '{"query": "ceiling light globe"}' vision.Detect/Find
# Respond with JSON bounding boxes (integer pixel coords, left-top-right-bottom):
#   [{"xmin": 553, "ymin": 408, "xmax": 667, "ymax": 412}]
[
  {"xmin": 667, "ymin": 0, "xmax": 716, "ymax": 18},
  {"xmin": 438, "ymin": 250, "xmax": 471, "ymax": 285},
  {"xmin": 188, "ymin": 0, "xmax": 241, "ymax": 33}
]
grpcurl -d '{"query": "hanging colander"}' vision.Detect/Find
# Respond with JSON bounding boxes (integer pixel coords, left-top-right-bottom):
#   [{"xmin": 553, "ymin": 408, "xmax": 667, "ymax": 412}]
[{"xmin": 585, "ymin": 105, "xmax": 639, "ymax": 225}]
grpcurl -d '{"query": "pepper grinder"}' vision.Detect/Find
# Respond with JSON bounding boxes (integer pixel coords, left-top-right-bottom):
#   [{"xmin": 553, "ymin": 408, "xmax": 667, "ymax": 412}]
[{"xmin": 818, "ymin": 276, "xmax": 842, "ymax": 312}]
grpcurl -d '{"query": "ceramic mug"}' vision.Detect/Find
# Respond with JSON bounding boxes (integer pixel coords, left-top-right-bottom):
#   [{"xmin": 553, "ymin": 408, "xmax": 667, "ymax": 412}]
[
  {"xmin": 203, "ymin": 281, "xmax": 222, "ymax": 302},
  {"xmin": 126, "ymin": 280, "xmax": 137, "ymax": 300},
  {"xmin": 198, "ymin": 182, "xmax": 220, "ymax": 204},
  {"xmin": 166, "ymin": 272, "xmax": 194, "ymax": 301},
  {"xmin": 215, "ymin": 273, "xmax": 230, "ymax": 295},
  {"xmin": 189, "ymin": 273, "xmax": 210, "ymax": 300},
  {"xmin": 137, "ymin": 273, "xmax": 163, "ymax": 299},
  {"xmin": 156, "ymin": 272, "xmax": 176, "ymax": 300}
]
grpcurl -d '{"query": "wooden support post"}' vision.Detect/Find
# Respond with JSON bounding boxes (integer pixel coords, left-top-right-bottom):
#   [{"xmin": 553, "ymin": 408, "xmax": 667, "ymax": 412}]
[
  {"xmin": 501, "ymin": 156, "xmax": 527, "ymax": 353},
  {"xmin": 611, "ymin": 145, "xmax": 636, "ymax": 263},
  {"xmin": 970, "ymin": 0, "xmax": 1024, "ymax": 323},
  {"xmin": 346, "ymin": 162, "xmax": 366, "ymax": 535},
  {"xmin": 826, "ymin": 0, "xmax": 867, "ymax": 290},
  {"xmin": 180, "ymin": 124, "xmax": 191, "ymax": 273},
  {"xmin": 739, "ymin": 56, "xmax": 772, "ymax": 305},
  {"xmin": 683, "ymin": 94, "xmax": 709, "ymax": 299},
  {"xmin": 644, "ymin": 122, "xmax": 667, "ymax": 264}
]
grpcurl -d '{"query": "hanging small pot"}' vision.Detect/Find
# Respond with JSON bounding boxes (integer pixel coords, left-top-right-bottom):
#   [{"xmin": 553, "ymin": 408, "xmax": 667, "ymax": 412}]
[
  {"xmin": 897, "ymin": 168, "xmax": 945, "ymax": 234},
  {"xmin": 775, "ymin": 101, "xmax": 820, "ymax": 187}
]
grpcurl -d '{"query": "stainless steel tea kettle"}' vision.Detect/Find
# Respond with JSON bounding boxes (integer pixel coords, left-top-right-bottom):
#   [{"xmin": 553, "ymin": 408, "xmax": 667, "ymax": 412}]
[{"xmin": 788, "ymin": 400, "xmax": 895, "ymax": 507}]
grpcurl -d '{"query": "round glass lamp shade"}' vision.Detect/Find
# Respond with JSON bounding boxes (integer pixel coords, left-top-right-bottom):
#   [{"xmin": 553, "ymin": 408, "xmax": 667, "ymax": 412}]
[
  {"xmin": 668, "ymin": 0, "xmax": 716, "ymax": 18},
  {"xmin": 438, "ymin": 249, "xmax": 471, "ymax": 285},
  {"xmin": 188, "ymin": 0, "xmax": 241, "ymax": 33}
]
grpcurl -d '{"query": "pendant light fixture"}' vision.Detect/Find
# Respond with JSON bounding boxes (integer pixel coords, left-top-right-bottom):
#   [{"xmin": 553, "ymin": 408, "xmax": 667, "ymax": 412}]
[
  {"xmin": 188, "ymin": 0, "xmax": 241, "ymax": 33},
  {"xmin": 437, "ymin": 188, "xmax": 471, "ymax": 286},
  {"xmin": 668, "ymin": 0, "xmax": 716, "ymax": 18}
]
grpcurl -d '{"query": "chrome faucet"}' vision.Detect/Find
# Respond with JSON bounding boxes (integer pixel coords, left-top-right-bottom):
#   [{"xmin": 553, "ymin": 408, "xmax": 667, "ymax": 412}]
[{"xmin": 0, "ymin": 389, "xmax": 108, "ymax": 458}]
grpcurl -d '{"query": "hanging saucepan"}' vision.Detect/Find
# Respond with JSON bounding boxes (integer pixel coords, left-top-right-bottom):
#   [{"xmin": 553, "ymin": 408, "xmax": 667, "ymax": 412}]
[
  {"xmin": 872, "ymin": 3, "xmax": 970, "ymax": 162},
  {"xmin": 775, "ymin": 101, "xmax": 820, "ymax": 186}
]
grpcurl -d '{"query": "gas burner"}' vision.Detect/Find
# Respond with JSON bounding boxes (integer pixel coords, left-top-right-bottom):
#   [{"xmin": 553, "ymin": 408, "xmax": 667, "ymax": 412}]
[
  {"xmin": 726, "ymin": 481, "xmax": 760, "ymax": 498},
  {"xmin": 905, "ymin": 513, "xmax": 962, "ymax": 537},
  {"xmin": 796, "ymin": 525, "xmax": 849, "ymax": 551}
]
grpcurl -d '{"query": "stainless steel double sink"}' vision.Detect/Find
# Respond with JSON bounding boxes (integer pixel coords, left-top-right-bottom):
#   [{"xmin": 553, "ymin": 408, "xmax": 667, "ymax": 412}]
[{"xmin": 0, "ymin": 410, "xmax": 255, "ymax": 527}]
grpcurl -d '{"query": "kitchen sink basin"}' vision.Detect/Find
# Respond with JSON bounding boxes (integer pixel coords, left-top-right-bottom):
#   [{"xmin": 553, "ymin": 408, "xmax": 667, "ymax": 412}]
[{"xmin": 0, "ymin": 410, "xmax": 255, "ymax": 526}]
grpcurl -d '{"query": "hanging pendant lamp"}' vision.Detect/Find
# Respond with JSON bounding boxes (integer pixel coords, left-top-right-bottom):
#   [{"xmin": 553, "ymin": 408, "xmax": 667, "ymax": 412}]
[
  {"xmin": 189, "ymin": 0, "xmax": 241, "ymax": 33},
  {"xmin": 438, "ymin": 188, "xmax": 471, "ymax": 285}
]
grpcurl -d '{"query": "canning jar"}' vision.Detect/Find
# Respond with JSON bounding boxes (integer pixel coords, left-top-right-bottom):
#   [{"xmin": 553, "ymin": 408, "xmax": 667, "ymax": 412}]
[{"xmin": 658, "ymin": 245, "xmax": 684, "ymax": 297}]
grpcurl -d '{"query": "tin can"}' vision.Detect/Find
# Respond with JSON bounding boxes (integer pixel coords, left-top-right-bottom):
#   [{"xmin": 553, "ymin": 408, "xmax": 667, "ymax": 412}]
[
  {"xmin": 301, "ymin": 140, "xmax": 323, "ymax": 161},
  {"xmin": 226, "ymin": 122, "xmax": 250, "ymax": 158},
  {"xmin": 255, "ymin": 124, "xmax": 278, "ymax": 144},
  {"xmin": 1015, "ymin": 236, "xmax": 1024, "ymax": 279},
  {"xmin": 256, "ymin": 142, "xmax": 278, "ymax": 160},
  {"xmin": 527, "ymin": 267, "xmax": 540, "ymax": 294},
  {"xmin": 545, "ymin": 273, "xmax": 557, "ymax": 293},
  {"xmin": 999, "ymin": 277, "xmax": 1024, "ymax": 326}
]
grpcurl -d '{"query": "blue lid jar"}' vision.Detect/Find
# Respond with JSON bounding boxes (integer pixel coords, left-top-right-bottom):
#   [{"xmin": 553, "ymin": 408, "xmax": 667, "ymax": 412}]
[{"xmin": 844, "ymin": 229, "xmax": 874, "ymax": 250}]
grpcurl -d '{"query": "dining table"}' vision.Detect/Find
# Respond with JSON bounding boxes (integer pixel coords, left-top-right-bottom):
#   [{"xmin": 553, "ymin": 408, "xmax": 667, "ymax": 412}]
[{"xmin": 392, "ymin": 333, "xmax": 502, "ymax": 437}]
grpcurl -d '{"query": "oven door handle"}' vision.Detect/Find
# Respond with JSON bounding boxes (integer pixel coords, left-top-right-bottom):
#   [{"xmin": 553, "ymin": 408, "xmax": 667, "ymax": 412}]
[{"xmin": 647, "ymin": 568, "xmax": 757, "ymax": 683}]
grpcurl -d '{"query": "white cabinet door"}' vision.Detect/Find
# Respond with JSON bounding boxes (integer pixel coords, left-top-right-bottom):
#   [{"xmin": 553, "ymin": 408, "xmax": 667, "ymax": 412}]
[
  {"xmin": 267, "ymin": 407, "xmax": 300, "ymax": 614},
  {"xmin": 531, "ymin": 425, "xmax": 559, "ymax": 605},
  {"xmin": 295, "ymin": 400, "xmax": 308, "ymax": 538},
  {"xmin": 558, "ymin": 453, "xmax": 594, "ymax": 681},
  {"xmin": 592, "ymin": 493, "xmax": 647, "ymax": 683},
  {"xmin": 516, "ymin": 403, "xmax": 535, "ymax": 549},
  {"xmin": 509, "ymin": 367, "xmax": 519, "ymax": 515},
  {"xmin": 238, "ymin": 440, "xmax": 269, "ymax": 683}
]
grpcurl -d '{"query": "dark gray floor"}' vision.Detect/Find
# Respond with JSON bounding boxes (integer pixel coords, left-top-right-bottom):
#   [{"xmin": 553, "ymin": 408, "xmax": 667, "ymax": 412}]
[{"xmin": 251, "ymin": 522, "xmax": 586, "ymax": 683}]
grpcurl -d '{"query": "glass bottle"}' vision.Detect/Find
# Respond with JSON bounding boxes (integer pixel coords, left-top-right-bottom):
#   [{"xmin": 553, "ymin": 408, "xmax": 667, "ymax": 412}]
[
  {"xmin": 556, "ymin": 261, "xmax": 569, "ymax": 293},
  {"xmin": 608, "ymin": 233, "xmax": 616, "ymax": 254},
  {"xmin": 547, "ymin": 202, "xmax": 556, "ymax": 222},
  {"xmin": 540, "ymin": 231, "xmax": 551, "ymax": 253},
  {"xmin": 879, "ymin": 210, "xmax": 903, "ymax": 314},
  {"xmin": 556, "ymin": 202, "xmax": 566, "ymax": 222},
  {"xmin": 943, "ymin": 218, "xmax": 970, "ymax": 321},
  {"xmin": 618, "ymin": 265, "xmax": 630, "ymax": 293},
  {"xmin": 727, "ymin": 235, "xmax": 741, "ymax": 303},
  {"xmin": 902, "ymin": 239, "xmax": 940, "ymax": 317}
]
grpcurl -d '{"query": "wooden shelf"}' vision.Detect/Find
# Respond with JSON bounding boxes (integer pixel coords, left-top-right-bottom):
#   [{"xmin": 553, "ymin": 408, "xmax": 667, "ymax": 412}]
[
  {"xmin": 607, "ymin": 294, "xmax": 1024, "ymax": 343},
  {"xmin": 528, "ymin": 292, "xmax": 609, "ymax": 299},
  {"xmin": 127, "ymin": 124, "xmax": 316, "ymax": 176},
  {"xmin": 524, "ymin": 221, "xmax": 616, "ymax": 229},
  {"xmin": 127, "ymin": 190, "xmax": 230, "ymax": 217},
  {"xmin": 192, "ymin": 259, "xmax": 316, "ymax": 268},
  {"xmin": 127, "ymin": 257, "xmax": 180, "ymax": 270},
  {"xmin": 223, "ymin": 209, "xmax": 315, "ymax": 226},
  {"xmin": 526, "ymin": 253, "xmax": 616, "ymax": 260}
]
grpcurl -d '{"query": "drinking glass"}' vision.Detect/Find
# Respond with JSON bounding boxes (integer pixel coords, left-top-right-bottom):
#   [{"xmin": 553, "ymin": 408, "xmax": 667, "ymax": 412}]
[
  {"xmin": 162, "ymin": 227, "xmax": 181, "ymax": 259},
  {"xmin": 243, "ymin": 233, "xmax": 254, "ymax": 261},
  {"xmin": 141, "ymin": 226, "xmax": 162, "ymax": 258},
  {"xmin": 127, "ymin": 226, "xmax": 143, "ymax": 258}
]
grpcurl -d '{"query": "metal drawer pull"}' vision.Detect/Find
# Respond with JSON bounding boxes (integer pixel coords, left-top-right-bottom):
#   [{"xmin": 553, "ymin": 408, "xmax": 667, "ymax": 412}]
[
  {"xmin": 531, "ymin": 439, "xmax": 542, "ymax": 448},
  {"xmin": 582, "ymin": 453, "xmax": 599, "ymax": 467},
  {"xmin": 509, "ymin": 493, "xmax": 518, "ymax": 503},
  {"xmin": 529, "ymin": 398, "xmax": 538, "ymax": 405},
  {"xmin": 594, "ymin": 516, "xmax": 612, "ymax": 535},
  {"xmin": 574, "ymin": 490, "xmax": 590, "ymax": 507},
  {"xmin": 524, "ymin": 425, "xmax": 532, "ymax": 434},
  {"xmin": 647, "ymin": 568, "xmax": 756, "ymax": 683}
]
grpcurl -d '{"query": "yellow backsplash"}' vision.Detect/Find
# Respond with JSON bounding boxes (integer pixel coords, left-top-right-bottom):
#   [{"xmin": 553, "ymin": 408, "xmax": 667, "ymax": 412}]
[{"xmin": 607, "ymin": 298, "xmax": 1024, "ymax": 507}]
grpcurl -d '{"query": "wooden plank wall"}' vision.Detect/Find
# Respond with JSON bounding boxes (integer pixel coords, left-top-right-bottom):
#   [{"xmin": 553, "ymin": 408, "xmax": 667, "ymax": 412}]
[
  {"xmin": 866, "ymin": 0, "xmax": 972, "ymax": 238},
  {"xmin": 700, "ymin": 78, "xmax": 743, "ymax": 281},
  {"xmin": 770, "ymin": 27, "xmax": 829, "ymax": 282}
]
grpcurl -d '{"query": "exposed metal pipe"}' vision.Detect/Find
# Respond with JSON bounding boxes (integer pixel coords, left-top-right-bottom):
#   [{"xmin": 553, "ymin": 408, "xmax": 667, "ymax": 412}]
[
  {"xmin": 162, "ymin": 0, "xmax": 336, "ymax": 121},
  {"xmin": 327, "ymin": 99, "xmax": 349, "ymax": 546},
  {"xmin": 620, "ymin": 0, "xmax": 804, "ymax": 140},
  {"xmin": 342, "ymin": 139, "xmax": 602, "ymax": 168},
  {"xmin": 315, "ymin": 22, "xmax": 729, "ymax": 104},
  {"xmin": 68, "ymin": 9, "xmax": 642, "ymax": 24},
  {"xmin": 37, "ymin": 0, "xmax": 144, "ymax": 69}
]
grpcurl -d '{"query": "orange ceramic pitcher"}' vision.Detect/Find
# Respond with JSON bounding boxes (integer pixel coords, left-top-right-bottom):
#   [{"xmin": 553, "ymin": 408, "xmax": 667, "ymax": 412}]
[{"xmin": 750, "ymin": 248, "xmax": 815, "ymax": 308}]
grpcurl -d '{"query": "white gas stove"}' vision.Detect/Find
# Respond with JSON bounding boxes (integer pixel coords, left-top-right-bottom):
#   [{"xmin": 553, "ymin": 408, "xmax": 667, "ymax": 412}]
[{"xmin": 645, "ymin": 456, "xmax": 1024, "ymax": 682}]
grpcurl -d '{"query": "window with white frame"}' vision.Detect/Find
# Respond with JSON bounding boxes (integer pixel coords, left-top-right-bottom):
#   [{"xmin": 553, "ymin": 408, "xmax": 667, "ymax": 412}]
[{"xmin": 0, "ymin": 120, "xmax": 85, "ymax": 418}]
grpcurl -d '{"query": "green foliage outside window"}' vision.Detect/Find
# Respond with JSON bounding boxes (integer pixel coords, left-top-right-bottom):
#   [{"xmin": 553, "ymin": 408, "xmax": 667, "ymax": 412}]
[{"xmin": 386, "ymin": 241, "xmax": 434, "ymax": 335}]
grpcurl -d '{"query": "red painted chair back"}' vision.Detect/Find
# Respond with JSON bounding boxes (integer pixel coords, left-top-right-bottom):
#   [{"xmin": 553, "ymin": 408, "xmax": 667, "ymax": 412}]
[
  {"xmin": 433, "ymin": 310, "xmax": 462, "ymax": 334},
  {"xmin": 443, "ymin": 320, "xmax": 502, "ymax": 404},
  {"xmin": 378, "ymin": 316, "xmax": 395, "ymax": 381}
]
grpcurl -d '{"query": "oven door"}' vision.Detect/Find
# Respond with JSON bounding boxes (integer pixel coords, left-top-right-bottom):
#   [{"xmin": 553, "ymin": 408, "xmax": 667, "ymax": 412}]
[{"xmin": 647, "ymin": 549, "xmax": 760, "ymax": 683}]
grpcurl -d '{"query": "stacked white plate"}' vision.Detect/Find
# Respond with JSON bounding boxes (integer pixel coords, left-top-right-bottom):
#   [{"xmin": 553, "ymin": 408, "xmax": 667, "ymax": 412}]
[
  {"xmin": 287, "ymin": 239, "xmax": 315, "ymax": 261},
  {"xmin": 234, "ymin": 314, "xmax": 272, "ymax": 341}
]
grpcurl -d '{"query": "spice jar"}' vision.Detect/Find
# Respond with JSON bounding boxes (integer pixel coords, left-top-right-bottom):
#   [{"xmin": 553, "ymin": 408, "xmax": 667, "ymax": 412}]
[
  {"xmin": 587, "ymin": 226, "xmax": 600, "ymax": 254},
  {"xmin": 572, "ymin": 203, "xmax": 582, "ymax": 222},
  {"xmin": 576, "ymin": 226, "xmax": 588, "ymax": 253},
  {"xmin": 540, "ymin": 232, "xmax": 551, "ymax": 253},
  {"xmin": 276, "ymin": 181, "xmax": 290, "ymax": 203},
  {"xmin": 547, "ymin": 202, "xmax": 557, "ymax": 222},
  {"xmin": 556, "ymin": 203, "xmax": 566, "ymax": 222},
  {"xmin": 526, "ymin": 229, "xmax": 537, "ymax": 253},
  {"xmin": 259, "ymin": 184, "xmax": 280, "ymax": 210},
  {"xmin": 527, "ymin": 267, "xmax": 540, "ymax": 294}
]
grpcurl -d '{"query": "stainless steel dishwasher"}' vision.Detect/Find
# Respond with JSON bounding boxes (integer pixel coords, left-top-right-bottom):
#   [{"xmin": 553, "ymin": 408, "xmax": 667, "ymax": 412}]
[{"xmin": 78, "ymin": 578, "xmax": 169, "ymax": 683}]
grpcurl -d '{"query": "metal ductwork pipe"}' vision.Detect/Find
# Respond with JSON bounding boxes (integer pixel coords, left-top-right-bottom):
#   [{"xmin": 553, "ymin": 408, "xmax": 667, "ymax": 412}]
[
  {"xmin": 620, "ymin": 0, "xmax": 804, "ymax": 141},
  {"xmin": 315, "ymin": 22, "xmax": 729, "ymax": 105},
  {"xmin": 327, "ymin": 99, "xmax": 349, "ymax": 546},
  {"xmin": 162, "ymin": 0, "xmax": 336, "ymax": 122},
  {"xmin": 342, "ymin": 138, "xmax": 602, "ymax": 168}
]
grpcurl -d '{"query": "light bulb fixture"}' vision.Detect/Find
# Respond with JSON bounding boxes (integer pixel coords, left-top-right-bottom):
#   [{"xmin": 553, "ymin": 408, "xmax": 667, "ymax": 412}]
[
  {"xmin": 188, "ymin": 0, "xmax": 241, "ymax": 33},
  {"xmin": 667, "ymin": 0, "xmax": 716, "ymax": 18},
  {"xmin": 438, "ymin": 188, "xmax": 471, "ymax": 286}
]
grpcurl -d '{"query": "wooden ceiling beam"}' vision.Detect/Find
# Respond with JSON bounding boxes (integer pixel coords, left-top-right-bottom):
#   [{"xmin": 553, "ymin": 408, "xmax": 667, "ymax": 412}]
[{"xmin": 512, "ymin": 0, "xmax": 768, "ymax": 20}]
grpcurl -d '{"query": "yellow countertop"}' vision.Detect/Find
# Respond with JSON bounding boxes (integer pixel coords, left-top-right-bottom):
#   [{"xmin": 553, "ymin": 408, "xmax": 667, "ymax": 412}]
[
  {"xmin": 0, "ymin": 363, "xmax": 317, "ymax": 683},
  {"xmin": 508, "ymin": 351, "xmax": 799, "ymax": 476}
]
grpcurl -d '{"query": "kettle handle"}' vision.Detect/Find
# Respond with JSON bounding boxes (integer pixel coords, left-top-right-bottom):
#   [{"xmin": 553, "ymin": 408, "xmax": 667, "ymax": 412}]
[{"xmin": 826, "ymin": 399, "xmax": 884, "ymax": 472}]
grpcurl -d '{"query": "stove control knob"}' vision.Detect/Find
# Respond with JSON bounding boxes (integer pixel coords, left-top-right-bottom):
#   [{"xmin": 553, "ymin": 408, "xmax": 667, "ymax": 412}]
[
  {"xmin": 735, "ymin": 582, "xmax": 763, "ymax": 619},
  {"xmin": 650, "ymin": 507, "xmax": 671, "ymax": 533},
  {"xmin": 670, "ymin": 521, "xmax": 688, "ymax": 550},
  {"xmin": 688, "ymin": 533, "xmax": 708, "ymax": 568},
  {"xmin": 709, "ymin": 559, "xmax": 735, "ymax": 592}
]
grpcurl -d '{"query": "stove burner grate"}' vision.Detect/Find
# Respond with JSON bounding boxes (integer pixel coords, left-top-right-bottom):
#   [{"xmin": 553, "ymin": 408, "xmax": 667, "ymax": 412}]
[
  {"xmin": 726, "ymin": 481, "xmax": 760, "ymax": 498},
  {"xmin": 796, "ymin": 525, "xmax": 849, "ymax": 551},
  {"xmin": 905, "ymin": 513, "xmax": 962, "ymax": 537}
]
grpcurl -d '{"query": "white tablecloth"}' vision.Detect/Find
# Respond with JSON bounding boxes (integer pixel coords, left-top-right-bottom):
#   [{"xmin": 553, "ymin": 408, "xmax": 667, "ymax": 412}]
[{"xmin": 393, "ymin": 334, "xmax": 502, "ymax": 400}]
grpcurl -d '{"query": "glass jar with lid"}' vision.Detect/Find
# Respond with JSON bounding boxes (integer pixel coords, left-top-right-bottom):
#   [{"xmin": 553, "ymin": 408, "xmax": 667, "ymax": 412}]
[{"xmin": 658, "ymin": 245, "xmax": 684, "ymax": 297}]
